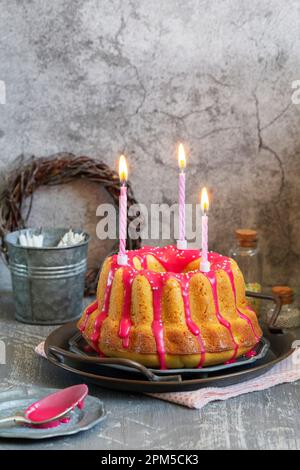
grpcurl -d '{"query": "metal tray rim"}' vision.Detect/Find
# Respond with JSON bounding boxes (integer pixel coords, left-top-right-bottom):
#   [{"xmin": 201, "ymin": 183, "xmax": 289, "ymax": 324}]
[
  {"xmin": 68, "ymin": 333, "xmax": 271, "ymax": 375},
  {"xmin": 44, "ymin": 322, "xmax": 295, "ymax": 393}
]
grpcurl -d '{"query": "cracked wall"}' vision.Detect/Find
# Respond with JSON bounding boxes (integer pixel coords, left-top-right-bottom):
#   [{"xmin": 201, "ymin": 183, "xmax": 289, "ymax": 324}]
[{"xmin": 0, "ymin": 0, "xmax": 300, "ymax": 289}]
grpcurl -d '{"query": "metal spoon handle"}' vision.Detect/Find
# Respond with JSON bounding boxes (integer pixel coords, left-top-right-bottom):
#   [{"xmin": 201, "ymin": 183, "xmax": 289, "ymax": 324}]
[{"xmin": 0, "ymin": 415, "xmax": 29, "ymax": 426}]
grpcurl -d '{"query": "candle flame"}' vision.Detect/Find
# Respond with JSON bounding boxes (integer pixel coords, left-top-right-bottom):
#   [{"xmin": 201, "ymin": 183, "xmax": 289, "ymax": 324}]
[
  {"xmin": 178, "ymin": 143, "xmax": 186, "ymax": 170},
  {"xmin": 119, "ymin": 155, "xmax": 128, "ymax": 183},
  {"xmin": 201, "ymin": 187, "xmax": 209, "ymax": 213}
]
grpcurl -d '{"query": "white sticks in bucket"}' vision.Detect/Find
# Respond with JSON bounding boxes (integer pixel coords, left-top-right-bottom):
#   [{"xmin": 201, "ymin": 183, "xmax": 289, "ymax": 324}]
[
  {"xmin": 18, "ymin": 229, "xmax": 85, "ymax": 248},
  {"xmin": 57, "ymin": 229, "xmax": 86, "ymax": 247},
  {"xmin": 19, "ymin": 231, "xmax": 43, "ymax": 248}
]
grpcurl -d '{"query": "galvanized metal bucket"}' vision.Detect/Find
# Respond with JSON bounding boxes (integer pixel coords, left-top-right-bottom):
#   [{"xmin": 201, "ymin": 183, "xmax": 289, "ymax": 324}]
[{"xmin": 5, "ymin": 228, "xmax": 90, "ymax": 325}]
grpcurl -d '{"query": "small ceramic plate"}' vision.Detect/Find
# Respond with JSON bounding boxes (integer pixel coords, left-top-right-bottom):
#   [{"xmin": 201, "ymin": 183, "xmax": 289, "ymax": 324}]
[{"xmin": 0, "ymin": 386, "xmax": 106, "ymax": 440}]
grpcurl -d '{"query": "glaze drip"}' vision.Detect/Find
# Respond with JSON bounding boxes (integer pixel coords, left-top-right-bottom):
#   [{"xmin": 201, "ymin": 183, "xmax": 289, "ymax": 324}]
[
  {"xmin": 90, "ymin": 269, "xmax": 115, "ymax": 354},
  {"xmin": 206, "ymin": 271, "xmax": 239, "ymax": 362},
  {"xmin": 245, "ymin": 349, "xmax": 257, "ymax": 358},
  {"xmin": 139, "ymin": 255, "xmax": 148, "ymax": 270},
  {"xmin": 79, "ymin": 299, "xmax": 98, "ymax": 332},
  {"xmin": 118, "ymin": 270, "xmax": 134, "ymax": 348},
  {"xmin": 227, "ymin": 270, "xmax": 260, "ymax": 342},
  {"xmin": 143, "ymin": 271, "xmax": 166, "ymax": 369},
  {"xmin": 180, "ymin": 276, "xmax": 206, "ymax": 367}
]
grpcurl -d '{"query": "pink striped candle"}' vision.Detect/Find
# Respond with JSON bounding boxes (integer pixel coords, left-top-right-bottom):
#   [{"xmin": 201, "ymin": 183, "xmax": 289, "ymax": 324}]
[
  {"xmin": 179, "ymin": 172, "xmax": 185, "ymax": 240},
  {"xmin": 200, "ymin": 187, "xmax": 211, "ymax": 272},
  {"xmin": 118, "ymin": 155, "xmax": 128, "ymax": 265},
  {"xmin": 177, "ymin": 143, "xmax": 187, "ymax": 250}
]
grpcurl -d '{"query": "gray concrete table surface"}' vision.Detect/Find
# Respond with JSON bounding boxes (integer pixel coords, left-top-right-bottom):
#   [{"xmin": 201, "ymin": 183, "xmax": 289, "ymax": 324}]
[{"xmin": 0, "ymin": 292, "xmax": 300, "ymax": 450}]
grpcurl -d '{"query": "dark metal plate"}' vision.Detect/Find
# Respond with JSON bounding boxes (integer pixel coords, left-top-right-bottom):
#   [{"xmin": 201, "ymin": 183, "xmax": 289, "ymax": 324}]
[
  {"xmin": 68, "ymin": 331, "xmax": 270, "ymax": 376},
  {"xmin": 44, "ymin": 322, "xmax": 295, "ymax": 393}
]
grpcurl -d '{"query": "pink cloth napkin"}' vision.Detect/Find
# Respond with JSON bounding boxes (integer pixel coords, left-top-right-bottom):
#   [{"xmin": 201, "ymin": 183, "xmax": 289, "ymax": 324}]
[{"xmin": 35, "ymin": 341, "xmax": 300, "ymax": 410}]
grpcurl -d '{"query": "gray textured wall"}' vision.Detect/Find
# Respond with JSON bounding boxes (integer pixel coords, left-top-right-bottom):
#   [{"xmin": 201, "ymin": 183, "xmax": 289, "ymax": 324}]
[{"xmin": 0, "ymin": 0, "xmax": 300, "ymax": 289}]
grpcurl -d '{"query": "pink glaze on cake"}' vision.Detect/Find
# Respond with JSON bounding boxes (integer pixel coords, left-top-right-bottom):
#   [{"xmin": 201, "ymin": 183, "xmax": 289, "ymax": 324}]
[
  {"xmin": 227, "ymin": 269, "xmax": 260, "ymax": 342},
  {"xmin": 80, "ymin": 299, "xmax": 98, "ymax": 332},
  {"xmin": 180, "ymin": 276, "xmax": 206, "ymax": 367},
  {"xmin": 144, "ymin": 270, "xmax": 166, "ymax": 369},
  {"xmin": 89, "ymin": 270, "xmax": 115, "ymax": 355},
  {"xmin": 118, "ymin": 270, "xmax": 134, "ymax": 348},
  {"xmin": 245, "ymin": 349, "xmax": 257, "ymax": 358},
  {"xmin": 80, "ymin": 245, "xmax": 260, "ymax": 369},
  {"xmin": 205, "ymin": 271, "xmax": 239, "ymax": 364}
]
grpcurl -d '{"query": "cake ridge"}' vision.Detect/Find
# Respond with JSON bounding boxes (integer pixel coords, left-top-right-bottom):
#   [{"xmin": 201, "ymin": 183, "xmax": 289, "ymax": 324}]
[
  {"xmin": 180, "ymin": 275, "xmax": 206, "ymax": 367},
  {"xmin": 227, "ymin": 269, "xmax": 260, "ymax": 342},
  {"xmin": 90, "ymin": 269, "xmax": 115, "ymax": 356},
  {"xmin": 207, "ymin": 271, "xmax": 239, "ymax": 362},
  {"xmin": 118, "ymin": 269, "xmax": 134, "ymax": 348},
  {"xmin": 143, "ymin": 270, "xmax": 166, "ymax": 369}
]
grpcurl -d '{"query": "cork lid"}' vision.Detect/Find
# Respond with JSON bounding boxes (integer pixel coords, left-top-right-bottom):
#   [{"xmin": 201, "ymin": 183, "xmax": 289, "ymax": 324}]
[
  {"xmin": 272, "ymin": 286, "xmax": 294, "ymax": 304},
  {"xmin": 235, "ymin": 229, "xmax": 257, "ymax": 247}
]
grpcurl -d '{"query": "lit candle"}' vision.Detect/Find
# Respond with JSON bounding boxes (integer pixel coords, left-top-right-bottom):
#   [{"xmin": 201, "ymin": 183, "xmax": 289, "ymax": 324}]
[
  {"xmin": 177, "ymin": 143, "xmax": 187, "ymax": 250},
  {"xmin": 200, "ymin": 187, "xmax": 210, "ymax": 272},
  {"xmin": 118, "ymin": 155, "xmax": 128, "ymax": 266}
]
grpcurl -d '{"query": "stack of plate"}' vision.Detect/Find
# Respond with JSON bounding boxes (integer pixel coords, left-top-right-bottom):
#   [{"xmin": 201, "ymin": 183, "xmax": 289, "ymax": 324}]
[{"xmin": 45, "ymin": 321, "xmax": 295, "ymax": 393}]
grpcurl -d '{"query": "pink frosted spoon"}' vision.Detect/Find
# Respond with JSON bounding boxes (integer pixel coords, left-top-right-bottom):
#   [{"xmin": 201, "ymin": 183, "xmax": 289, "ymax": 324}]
[{"xmin": 0, "ymin": 384, "xmax": 88, "ymax": 427}]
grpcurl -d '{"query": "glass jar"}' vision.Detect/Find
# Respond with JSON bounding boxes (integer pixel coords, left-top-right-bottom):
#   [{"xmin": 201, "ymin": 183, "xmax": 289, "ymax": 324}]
[
  {"xmin": 229, "ymin": 229, "xmax": 262, "ymax": 315},
  {"xmin": 267, "ymin": 286, "xmax": 300, "ymax": 329}
]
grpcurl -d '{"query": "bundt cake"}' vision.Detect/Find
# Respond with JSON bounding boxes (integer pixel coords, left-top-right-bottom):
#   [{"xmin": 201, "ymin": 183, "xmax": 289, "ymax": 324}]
[{"xmin": 77, "ymin": 245, "xmax": 262, "ymax": 369}]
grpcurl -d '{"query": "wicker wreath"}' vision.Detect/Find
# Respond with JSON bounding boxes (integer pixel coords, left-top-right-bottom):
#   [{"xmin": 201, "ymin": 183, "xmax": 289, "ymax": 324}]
[{"xmin": 0, "ymin": 153, "xmax": 142, "ymax": 295}]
